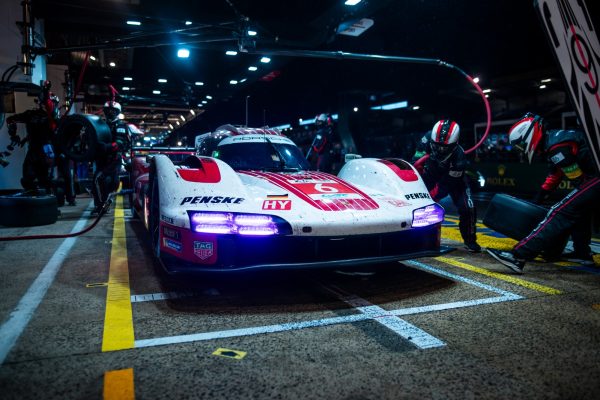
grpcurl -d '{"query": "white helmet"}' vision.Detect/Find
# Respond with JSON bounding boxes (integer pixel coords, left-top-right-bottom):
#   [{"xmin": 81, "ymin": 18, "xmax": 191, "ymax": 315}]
[
  {"xmin": 508, "ymin": 113, "xmax": 544, "ymax": 164},
  {"xmin": 103, "ymin": 101, "xmax": 122, "ymax": 122},
  {"xmin": 430, "ymin": 120, "xmax": 460, "ymax": 159},
  {"xmin": 315, "ymin": 113, "xmax": 332, "ymax": 127}
]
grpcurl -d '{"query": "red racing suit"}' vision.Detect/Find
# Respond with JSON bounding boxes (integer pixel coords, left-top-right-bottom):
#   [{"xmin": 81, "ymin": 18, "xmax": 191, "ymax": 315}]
[{"xmin": 513, "ymin": 129, "xmax": 600, "ymax": 259}]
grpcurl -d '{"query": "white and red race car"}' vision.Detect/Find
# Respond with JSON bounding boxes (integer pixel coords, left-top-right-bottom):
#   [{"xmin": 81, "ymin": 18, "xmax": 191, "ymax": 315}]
[{"xmin": 132, "ymin": 125, "xmax": 444, "ymax": 273}]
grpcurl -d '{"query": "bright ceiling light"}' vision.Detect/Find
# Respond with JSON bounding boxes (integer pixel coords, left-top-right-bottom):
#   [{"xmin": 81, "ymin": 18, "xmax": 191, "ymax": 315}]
[
  {"xmin": 206, "ymin": 95, "xmax": 212, "ymax": 99},
  {"xmin": 541, "ymin": 78, "xmax": 552, "ymax": 83},
  {"xmin": 153, "ymin": 90, "xmax": 161, "ymax": 94},
  {"xmin": 126, "ymin": 20, "xmax": 141, "ymax": 26},
  {"xmin": 345, "ymin": 0, "xmax": 362, "ymax": 5},
  {"xmin": 248, "ymin": 66, "xmax": 258, "ymax": 71},
  {"xmin": 123, "ymin": 77, "xmax": 132, "ymax": 81},
  {"xmin": 176, "ymin": 121, "xmax": 180, "ymax": 126},
  {"xmin": 247, "ymin": 30, "xmax": 257, "ymax": 36},
  {"xmin": 122, "ymin": 87, "xmax": 130, "ymax": 91},
  {"xmin": 370, "ymin": 101, "xmax": 408, "ymax": 110},
  {"xmin": 177, "ymin": 48, "xmax": 190, "ymax": 58},
  {"xmin": 226, "ymin": 50, "xmax": 238, "ymax": 56},
  {"xmin": 158, "ymin": 78, "xmax": 167, "ymax": 83},
  {"xmin": 473, "ymin": 77, "xmax": 480, "ymax": 83},
  {"xmin": 260, "ymin": 57, "xmax": 271, "ymax": 63},
  {"xmin": 229, "ymin": 80, "xmax": 238, "ymax": 85},
  {"xmin": 202, "ymin": 100, "xmax": 208, "ymax": 104},
  {"xmin": 412, "ymin": 105, "xmax": 420, "ymax": 110},
  {"xmin": 482, "ymin": 88, "xmax": 492, "ymax": 93},
  {"xmin": 185, "ymin": 21, "xmax": 192, "ymax": 25},
  {"xmin": 190, "ymin": 109, "xmax": 196, "ymax": 116},
  {"xmin": 539, "ymin": 84, "xmax": 547, "ymax": 89},
  {"xmin": 177, "ymin": 141, "xmax": 182, "ymax": 146},
  {"xmin": 485, "ymin": 94, "xmax": 489, "ymax": 98},
  {"xmin": 168, "ymin": 124, "xmax": 174, "ymax": 129},
  {"xmin": 353, "ymin": 107, "xmax": 359, "ymax": 112},
  {"xmin": 239, "ymin": 78, "xmax": 247, "ymax": 83},
  {"xmin": 89, "ymin": 55, "xmax": 97, "ymax": 61},
  {"xmin": 195, "ymin": 81, "xmax": 204, "ymax": 86},
  {"xmin": 109, "ymin": 62, "xmax": 116, "ymax": 67},
  {"xmin": 197, "ymin": 104, "xmax": 203, "ymax": 107},
  {"xmin": 180, "ymin": 115, "xmax": 186, "ymax": 121}
]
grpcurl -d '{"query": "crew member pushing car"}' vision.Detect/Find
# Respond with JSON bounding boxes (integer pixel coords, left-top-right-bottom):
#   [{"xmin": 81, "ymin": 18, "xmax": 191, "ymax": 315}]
[
  {"xmin": 413, "ymin": 120, "xmax": 481, "ymax": 253},
  {"xmin": 486, "ymin": 113, "xmax": 599, "ymax": 273}
]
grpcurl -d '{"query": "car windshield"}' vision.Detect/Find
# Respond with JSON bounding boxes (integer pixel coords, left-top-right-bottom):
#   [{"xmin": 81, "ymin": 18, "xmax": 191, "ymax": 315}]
[{"xmin": 216, "ymin": 141, "xmax": 310, "ymax": 171}]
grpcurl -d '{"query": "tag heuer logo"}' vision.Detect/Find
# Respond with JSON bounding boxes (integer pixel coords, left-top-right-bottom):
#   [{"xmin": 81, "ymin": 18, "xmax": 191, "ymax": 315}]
[{"xmin": 194, "ymin": 241, "xmax": 213, "ymax": 260}]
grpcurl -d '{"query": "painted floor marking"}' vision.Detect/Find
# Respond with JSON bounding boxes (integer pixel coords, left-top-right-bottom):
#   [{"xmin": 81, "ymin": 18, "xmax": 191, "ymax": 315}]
[
  {"xmin": 213, "ymin": 348, "xmax": 247, "ymax": 359},
  {"xmin": 0, "ymin": 201, "xmax": 93, "ymax": 366},
  {"xmin": 323, "ymin": 285, "xmax": 445, "ymax": 349},
  {"xmin": 104, "ymin": 368, "xmax": 135, "ymax": 400},
  {"xmin": 102, "ymin": 195, "xmax": 135, "ymax": 352},
  {"xmin": 435, "ymin": 256, "xmax": 562, "ymax": 295},
  {"xmin": 134, "ymin": 261, "xmax": 521, "ymax": 349}
]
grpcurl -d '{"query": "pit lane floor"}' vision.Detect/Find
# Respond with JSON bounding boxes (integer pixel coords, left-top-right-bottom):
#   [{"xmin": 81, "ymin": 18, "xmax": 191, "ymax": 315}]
[{"xmin": 1, "ymin": 192, "xmax": 600, "ymax": 399}]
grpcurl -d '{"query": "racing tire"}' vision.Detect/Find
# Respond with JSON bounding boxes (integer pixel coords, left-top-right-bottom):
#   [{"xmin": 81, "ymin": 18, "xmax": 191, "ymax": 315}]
[
  {"xmin": 56, "ymin": 114, "xmax": 112, "ymax": 162},
  {"xmin": 0, "ymin": 193, "xmax": 59, "ymax": 227}
]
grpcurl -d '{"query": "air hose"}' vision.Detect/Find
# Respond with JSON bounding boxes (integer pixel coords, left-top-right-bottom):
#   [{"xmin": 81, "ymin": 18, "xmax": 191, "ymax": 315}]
[{"xmin": 0, "ymin": 189, "xmax": 133, "ymax": 241}]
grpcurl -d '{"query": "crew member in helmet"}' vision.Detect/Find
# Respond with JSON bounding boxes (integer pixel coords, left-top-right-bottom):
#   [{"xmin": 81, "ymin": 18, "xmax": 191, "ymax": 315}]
[
  {"xmin": 486, "ymin": 113, "xmax": 599, "ymax": 273},
  {"xmin": 5, "ymin": 81, "xmax": 58, "ymax": 193},
  {"xmin": 310, "ymin": 113, "xmax": 334, "ymax": 172},
  {"xmin": 413, "ymin": 119, "xmax": 481, "ymax": 252},
  {"xmin": 90, "ymin": 101, "xmax": 129, "ymax": 215}
]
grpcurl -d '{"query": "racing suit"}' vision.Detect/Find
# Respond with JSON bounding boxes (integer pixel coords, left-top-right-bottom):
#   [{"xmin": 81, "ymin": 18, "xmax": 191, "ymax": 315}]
[
  {"xmin": 311, "ymin": 124, "xmax": 333, "ymax": 172},
  {"xmin": 413, "ymin": 135, "xmax": 478, "ymax": 246},
  {"xmin": 513, "ymin": 129, "xmax": 600, "ymax": 260},
  {"xmin": 6, "ymin": 109, "xmax": 56, "ymax": 192}
]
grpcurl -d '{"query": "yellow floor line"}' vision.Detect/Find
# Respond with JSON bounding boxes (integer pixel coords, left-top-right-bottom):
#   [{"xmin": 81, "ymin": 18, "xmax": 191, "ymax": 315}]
[
  {"xmin": 436, "ymin": 256, "xmax": 562, "ymax": 295},
  {"xmin": 442, "ymin": 225, "xmax": 516, "ymax": 251},
  {"xmin": 104, "ymin": 368, "xmax": 135, "ymax": 400},
  {"xmin": 102, "ymin": 195, "xmax": 135, "ymax": 352}
]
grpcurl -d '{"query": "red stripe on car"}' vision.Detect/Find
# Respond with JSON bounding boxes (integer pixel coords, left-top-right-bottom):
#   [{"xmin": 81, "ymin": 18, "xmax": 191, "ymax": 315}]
[
  {"xmin": 377, "ymin": 160, "xmax": 419, "ymax": 182},
  {"xmin": 178, "ymin": 159, "xmax": 221, "ymax": 183}
]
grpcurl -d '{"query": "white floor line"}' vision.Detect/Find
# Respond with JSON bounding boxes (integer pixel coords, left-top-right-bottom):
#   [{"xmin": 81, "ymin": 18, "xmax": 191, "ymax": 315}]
[
  {"xmin": 133, "ymin": 261, "xmax": 522, "ymax": 350},
  {"xmin": 0, "ymin": 201, "xmax": 93, "ymax": 365}
]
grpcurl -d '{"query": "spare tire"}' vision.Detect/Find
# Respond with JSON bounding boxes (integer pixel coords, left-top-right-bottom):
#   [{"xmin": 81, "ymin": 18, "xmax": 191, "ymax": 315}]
[
  {"xmin": 56, "ymin": 114, "xmax": 112, "ymax": 161},
  {"xmin": 0, "ymin": 194, "xmax": 59, "ymax": 227}
]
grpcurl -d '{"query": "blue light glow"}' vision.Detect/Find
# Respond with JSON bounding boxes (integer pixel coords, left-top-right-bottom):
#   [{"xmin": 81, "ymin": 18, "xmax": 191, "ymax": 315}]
[
  {"xmin": 370, "ymin": 101, "xmax": 408, "ymax": 111},
  {"xmin": 177, "ymin": 48, "xmax": 190, "ymax": 58}
]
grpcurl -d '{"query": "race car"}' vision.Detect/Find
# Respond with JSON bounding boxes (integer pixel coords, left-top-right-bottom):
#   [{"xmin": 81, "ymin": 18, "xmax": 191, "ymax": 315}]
[{"xmin": 133, "ymin": 125, "xmax": 445, "ymax": 273}]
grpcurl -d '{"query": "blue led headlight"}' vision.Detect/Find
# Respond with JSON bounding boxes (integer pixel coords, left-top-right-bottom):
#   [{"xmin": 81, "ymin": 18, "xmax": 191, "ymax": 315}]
[
  {"xmin": 412, "ymin": 204, "xmax": 444, "ymax": 227},
  {"xmin": 188, "ymin": 212, "xmax": 292, "ymax": 235}
]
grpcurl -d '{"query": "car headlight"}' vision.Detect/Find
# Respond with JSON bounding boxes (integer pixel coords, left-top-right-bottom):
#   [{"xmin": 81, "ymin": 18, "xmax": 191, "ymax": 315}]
[
  {"xmin": 412, "ymin": 204, "xmax": 444, "ymax": 227},
  {"xmin": 188, "ymin": 212, "xmax": 292, "ymax": 235}
]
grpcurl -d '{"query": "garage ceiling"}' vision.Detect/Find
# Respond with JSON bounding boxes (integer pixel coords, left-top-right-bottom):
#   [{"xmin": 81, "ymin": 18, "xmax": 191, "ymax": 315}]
[{"xmin": 32, "ymin": 0, "xmax": 600, "ymax": 141}]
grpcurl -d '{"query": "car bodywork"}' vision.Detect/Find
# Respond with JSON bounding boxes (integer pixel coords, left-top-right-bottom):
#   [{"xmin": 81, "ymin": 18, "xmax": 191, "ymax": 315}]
[{"xmin": 131, "ymin": 126, "xmax": 444, "ymax": 273}]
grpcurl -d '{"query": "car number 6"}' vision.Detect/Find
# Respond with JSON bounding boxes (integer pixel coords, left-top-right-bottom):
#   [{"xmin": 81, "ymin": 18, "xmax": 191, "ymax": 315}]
[{"xmin": 314, "ymin": 183, "xmax": 338, "ymax": 193}]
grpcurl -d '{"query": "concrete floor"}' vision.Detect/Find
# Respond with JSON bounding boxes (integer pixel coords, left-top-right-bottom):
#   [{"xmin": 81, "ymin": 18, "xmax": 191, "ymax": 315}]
[{"xmin": 1, "ymin": 192, "xmax": 599, "ymax": 399}]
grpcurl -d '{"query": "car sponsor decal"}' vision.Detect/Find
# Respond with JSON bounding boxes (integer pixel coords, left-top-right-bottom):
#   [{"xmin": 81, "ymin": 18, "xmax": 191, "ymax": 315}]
[
  {"xmin": 194, "ymin": 241, "xmax": 214, "ymax": 260},
  {"xmin": 163, "ymin": 226, "xmax": 181, "ymax": 240},
  {"xmin": 383, "ymin": 198, "xmax": 412, "ymax": 207},
  {"xmin": 550, "ymin": 152, "xmax": 566, "ymax": 164},
  {"xmin": 177, "ymin": 158, "xmax": 221, "ymax": 183},
  {"xmin": 262, "ymin": 200, "xmax": 292, "ymax": 210},
  {"xmin": 404, "ymin": 192, "xmax": 432, "ymax": 200},
  {"xmin": 162, "ymin": 238, "xmax": 182, "ymax": 252},
  {"xmin": 161, "ymin": 215, "xmax": 174, "ymax": 224},
  {"xmin": 180, "ymin": 196, "xmax": 245, "ymax": 205},
  {"xmin": 240, "ymin": 171, "xmax": 378, "ymax": 211},
  {"xmin": 561, "ymin": 163, "xmax": 583, "ymax": 179}
]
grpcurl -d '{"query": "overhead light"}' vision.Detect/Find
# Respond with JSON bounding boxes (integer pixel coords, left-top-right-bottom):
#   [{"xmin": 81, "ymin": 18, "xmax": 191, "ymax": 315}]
[
  {"xmin": 239, "ymin": 78, "xmax": 247, "ymax": 83},
  {"xmin": 353, "ymin": 107, "xmax": 359, "ymax": 112},
  {"xmin": 273, "ymin": 124, "xmax": 291, "ymax": 130},
  {"xmin": 197, "ymin": 103, "xmax": 203, "ymax": 107},
  {"xmin": 539, "ymin": 84, "xmax": 547, "ymax": 89},
  {"xmin": 195, "ymin": 81, "xmax": 204, "ymax": 86},
  {"xmin": 485, "ymin": 94, "xmax": 489, "ymax": 98},
  {"xmin": 153, "ymin": 90, "xmax": 161, "ymax": 94},
  {"xmin": 260, "ymin": 57, "xmax": 271, "ymax": 63},
  {"xmin": 168, "ymin": 124, "xmax": 174, "ymax": 129},
  {"xmin": 370, "ymin": 101, "xmax": 408, "ymax": 110},
  {"xmin": 482, "ymin": 88, "xmax": 492, "ymax": 93},
  {"xmin": 412, "ymin": 105, "xmax": 420, "ymax": 110},
  {"xmin": 185, "ymin": 21, "xmax": 192, "ymax": 25},
  {"xmin": 136, "ymin": 142, "xmax": 142, "ymax": 146},
  {"xmin": 345, "ymin": 0, "xmax": 362, "ymax": 5},
  {"xmin": 299, "ymin": 117, "xmax": 316, "ymax": 126},
  {"xmin": 122, "ymin": 87, "xmax": 130, "ymax": 91},
  {"xmin": 248, "ymin": 66, "xmax": 258, "ymax": 71},
  {"xmin": 202, "ymin": 100, "xmax": 207, "ymax": 104},
  {"xmin": 190, "ymin": 109, "xmax": 196, "ymax": 116},
  {"xmin": 176, "ymin": 121, "xmax": 180, "ymax": 126},
  {"xmin": 541, "ymin": 78, "xmax": 552, "ymax": 83},
  {"xmin": 126, "ymin": 20, "xmax": 141, "ymax": 26},
  {"xmin": 206, "ymin": 95, "xmax": 212, "ymax": 99},
  {"xmin": 109, "ymin": 62, "xmax": 116, "ymax": 67},
  {"xmin": 89, "ymin": 55, "xmax": 97, "ymax": 61},
  {"xmin": 177, "ymin": 48, "xmax": 190, "ymax": 58},
  {"xmin": 229, "ymin": 80, "xmax": 238, "ymax": 85},
  {"xmin": 247, "ymin": 30, "xmax": 257, "ymax": 36},
  {"xmin": 180, "ymin": 115, "xmax": 186, "ymax": 121},
  {"xmin": 158, "ymin": 78, "xmax": 167, "ymax": 83},
  {"xmin": 226, "ymin": 50, "xmax": 238, "ymax": 56},
  {"xmin": 118, "ymin": 113, "xmax": 125, "ymax": 120},
  {"xmin": 473, "ymin": 77, "xmax": 480, "ymax": 83},
  {"xmin": 123, "ymin": 77, "xmax": 132, "ymax": 81}
]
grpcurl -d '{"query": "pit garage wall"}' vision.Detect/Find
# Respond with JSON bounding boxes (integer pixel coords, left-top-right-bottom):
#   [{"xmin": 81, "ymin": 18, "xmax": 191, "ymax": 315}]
[{"xmin": 0, "ymin": 0, "xmax": 47, "ymax": 191}]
